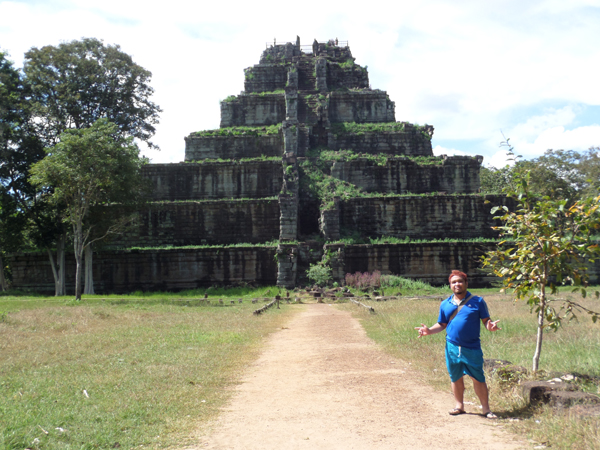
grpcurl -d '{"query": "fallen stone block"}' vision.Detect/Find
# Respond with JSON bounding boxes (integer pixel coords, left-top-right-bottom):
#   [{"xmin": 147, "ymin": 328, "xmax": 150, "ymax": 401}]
[{"xmin": 522, "ymin": 381, "xmax": 600, "ymax": 409}]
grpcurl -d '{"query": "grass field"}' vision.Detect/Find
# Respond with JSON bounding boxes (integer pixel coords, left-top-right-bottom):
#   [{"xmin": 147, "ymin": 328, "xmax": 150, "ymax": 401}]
[
  {"xmin": 0, "ymin": 288, "xmax": 295, "ymax": 450},
  {"xmin": 341, "ymin": 288, "xmax": 600, "ymax": 449},
  {"xmin": 2, "ymin": 285, "xmax": 600, "ymax": 449}
]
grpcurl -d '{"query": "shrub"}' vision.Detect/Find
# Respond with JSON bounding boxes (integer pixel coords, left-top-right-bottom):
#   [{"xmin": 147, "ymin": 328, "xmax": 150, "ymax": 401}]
[{"xmin": 307, "ymin": 264, "xmax": 332, "ymax": 287}]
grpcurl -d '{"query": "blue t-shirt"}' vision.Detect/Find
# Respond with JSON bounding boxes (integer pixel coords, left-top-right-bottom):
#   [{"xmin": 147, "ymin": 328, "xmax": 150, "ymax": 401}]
[{"xmin": 437, "ymin": 292, "xmax": 490, "ymax": 350}]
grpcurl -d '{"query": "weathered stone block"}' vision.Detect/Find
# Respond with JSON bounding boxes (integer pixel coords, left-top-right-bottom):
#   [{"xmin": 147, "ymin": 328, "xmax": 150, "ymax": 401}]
[
  {"xmin": 335, "ymin": 242, "xmax": 499, "ymax": 287},
  {"xmin": 9, "ymin": 247, "xmax": 278, "ymax": 294},
  {"xmin": 315, "ymin": 57, "xmax": 327, "ymax": 92},
  {"xmin": 327, "ymin": 62, "xmax": 369, "ymax": 91},
  {"xmin": 329, "ymin": 91, "xmax": 395, "ymax": 123},
  {"xmin": 143, "ymin": 161, "xmax": 283, "ymax": 200},
  {"xmin": 185, "ymin": 133, "xmax": 283, "ymax": 161},
  {"xmin": 220, "ymin": 94, "xmax": 286, "ymax": 127},
  {"xmin": 276, "ymin": 244, "xmax": 298, "ymax": 288},
  {"xmin": 244, "ymin": 64, "xmax": 289, "ymax": 93},
  {"xmin": 320, "ymin": 205, "xmax": 340, "ymax": 241},
  {"xmin": 330, "ymin": 155, "xmax": 482, "ymax": 194},
  {"xmin": 339, "ymin": 195, "xmax": 512, "ymax": 240},
  {"xmin": 522, "ymin": 381, "xmax": 600, "ymax": 408},
  {"xmin": 108, "ymin": 200, "xmax": 280, "ymax": 248},
  {"xmin": 328, "ymin": 128, "xmax": 433, "ymax": 156},
  {"xmin": 259, "ymin": 42, "xmax": 302, "ymax": 64},
  {"xmin": 279, "ymin": 194, "xmax": 298, "ymax": 241}
]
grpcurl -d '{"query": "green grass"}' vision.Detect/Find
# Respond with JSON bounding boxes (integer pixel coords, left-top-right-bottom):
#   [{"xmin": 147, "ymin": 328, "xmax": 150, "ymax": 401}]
[
  {"xmin": 125, "ymin": 241, "xmax": 279, "ymax": 251},
  {"xmin": 184, "ymin": 156, "xmax": 280, "ymax": 164},
  {"xmin": 334, "ymin": 234, "xmax": 500, "ymax": 245},
  {"xmin": 379, "ymin": 275, "xmax": 449, "ymax": 296},
  {"xmin": 330, "ymin": 121, "xmax": 432, "ymax": 139},
  {"xmin": 192, "ymin": 124, "xmax": 281, "ymax": 137},
  {"xmin": 299, "ymin": 153, "xmax": 489, "ymax": 210},
  {"xmin": 299, "ymin": 159, "xmax": 364, "ymax": 210},
  {"xmin": 343, "ymin": 274, "xmax": 448, "ymax": 297},
  {"xmin": 5, "ymin": 285, "xmax": 598, "ymax": 448},
  {"xmin": 304, "ymin": 149, "xmax": 460, "ymax": 168},
  {"xmin": 147, "ymin": 197, "xmax": 278, "ymax": 205},
  {"xmin": 330, "ymin": 121, "xmax": 408, "ymax": 136},
  {"xmin": 0, "ymin": 290, "xmax": 296, "ymax": 449},
  {"xmin": 339, "ymin": 289, "xmax": 600, "ymax": 449},
  {"xmin": 339, "ymin": 58, "xmax": 354, "ymax": 69},
  {"xmin": 247, "ymin": 90, "xmax": 285, "ymax": 97},
  {"xmin": 306, "ymin": 148, "xmax": 389, "ymax": 166}
]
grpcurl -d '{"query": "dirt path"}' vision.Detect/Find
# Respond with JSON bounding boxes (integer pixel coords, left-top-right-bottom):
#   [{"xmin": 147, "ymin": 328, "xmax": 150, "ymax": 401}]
[{"xmin": 186, "ymin": 304, "xmax": 527, "ymax": 449}]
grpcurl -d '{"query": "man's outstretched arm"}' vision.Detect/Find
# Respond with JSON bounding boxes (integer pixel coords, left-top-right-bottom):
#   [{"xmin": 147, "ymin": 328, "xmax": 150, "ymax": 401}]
[{"xmin": 415, "ymin": 322, "xmax": 447, "ymax": 338}]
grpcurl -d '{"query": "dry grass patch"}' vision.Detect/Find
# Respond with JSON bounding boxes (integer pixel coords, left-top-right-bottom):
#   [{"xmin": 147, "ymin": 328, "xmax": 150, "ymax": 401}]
[
  {"xmin": 1, "ymin": 298, "xmax": 297, "ymax": 449},
  {"xmin": 341, "ymin": 290, "xmax": 600, "ymax": 449}
]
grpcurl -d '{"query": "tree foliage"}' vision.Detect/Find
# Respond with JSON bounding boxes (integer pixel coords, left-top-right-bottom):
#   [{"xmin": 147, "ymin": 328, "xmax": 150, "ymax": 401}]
[
  {"xmin": 480, "ymin": 165, "xmax": 516, "ymax": 194},
  {"xmin": 482, "ymin": 171, "xmax": 600, "ymax": 372},
  {"xmin": 517, "ymin": 148, "xmax": 600, "ymax": 202},
  {"xmin": 23, "ymin": 38, "xmax": 161, "ymax": 148},
  {"xmin": 0, "ymin": 51, "xmax": 28, "ymax": 251},
  {"xmin": 481, "ymin": 146, "xmax": 600, "ymax": 202},
  {"xmin": 1, "ymin": 51, "xmax": 69, "ymax": 292},
  {"xmin": 0, "ymin": 51, "xmax": 45, "ymax": 205},
  {"xmin": 30, "ymin": 119, "xmax": 148, "ymax": 300}
]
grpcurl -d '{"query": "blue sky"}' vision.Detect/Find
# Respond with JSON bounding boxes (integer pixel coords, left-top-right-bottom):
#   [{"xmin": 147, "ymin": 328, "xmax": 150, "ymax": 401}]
[{"xmin": 1, "ymin": 0, "xmax": 599, "ymax": 167}]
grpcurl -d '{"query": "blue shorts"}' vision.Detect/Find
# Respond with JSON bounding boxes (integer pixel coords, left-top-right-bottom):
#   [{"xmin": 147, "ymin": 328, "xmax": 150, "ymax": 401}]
[{"xmin": 445, "ymin": 341, "xmax": 486, "ymax": 383}]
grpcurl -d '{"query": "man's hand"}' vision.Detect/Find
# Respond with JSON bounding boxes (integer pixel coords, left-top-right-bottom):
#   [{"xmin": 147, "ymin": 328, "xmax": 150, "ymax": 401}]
[
  {"xmin": 486, "ymin": 319, "xmax": 501, "ymax": 332},
  {"xmin": 415, "ymin": 323, "xmax": 430, "ymax": 338}
]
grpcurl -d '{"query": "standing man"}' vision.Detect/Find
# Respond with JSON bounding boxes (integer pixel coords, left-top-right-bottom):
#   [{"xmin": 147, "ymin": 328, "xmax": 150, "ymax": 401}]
[{"xmin": 415, "ymin": 270, "xmax": 501, "ymax": 418}]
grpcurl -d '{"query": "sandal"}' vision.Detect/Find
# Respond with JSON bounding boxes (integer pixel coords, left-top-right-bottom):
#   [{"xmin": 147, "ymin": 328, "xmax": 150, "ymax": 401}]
[
  {"xmin": 483, "ymin": 411, "xmax": 498, "ymax": 419},
  {"xmin": 449, "ymin": 408, "xmax": 466, "ymax": 416}
]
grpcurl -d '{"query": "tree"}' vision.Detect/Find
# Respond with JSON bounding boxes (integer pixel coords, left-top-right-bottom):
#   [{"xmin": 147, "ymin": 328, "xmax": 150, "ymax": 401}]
[
  {"xmin": 1, "ymin": 50, "xmax": 67, "ymax": 294},
  {"xmin": 23, "ymin": 38, "xmax": 161, "ymax": 148},
  {"xmin": 480, "ymin": 165, "xmax": 516, "ymax": 194},
  {"xmin": 481, "ymin": 146, "xmax": 600, "ymax": 201},
  {"xmin": 481, "ymin": 171, "xmax": 600, "ymax": 372},
  {"xmin": 12, "ymin": 38, "xmax": 160, "ymax": 295},
  {"xmin": 0, "ymin": 51, "xmax": 25, "ymax": 289},
  {"xmin": 0, "ymin": 191, "xmax": 25, "ymax": 289},
  {"xmin": 515, "ymin": 148, "xmax": 600, "ymax": 202},
  {"xmin": 30, "ymin": 119, "xmax": 147, "ymax": 300}
]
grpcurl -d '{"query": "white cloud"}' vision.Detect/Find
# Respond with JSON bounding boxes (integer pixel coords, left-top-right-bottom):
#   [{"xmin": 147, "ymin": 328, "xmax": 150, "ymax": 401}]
[
  {"xmin": 516, "ymin": 125, "xmax": 600, "ymax": 157},
  {"xmin": 432, "ymin": 145, "xmax": 473, "ymax": 157},
  {"xmin": 508, "ymin": 106, "xmax": 578, "ymax": 141},
  {"xmin": 2, "ymin": 0, "xmax": 600, "ymax": 164},
  {"xmin": 484, "ymin": 150, "xmax": 517, "ymax": 169}
]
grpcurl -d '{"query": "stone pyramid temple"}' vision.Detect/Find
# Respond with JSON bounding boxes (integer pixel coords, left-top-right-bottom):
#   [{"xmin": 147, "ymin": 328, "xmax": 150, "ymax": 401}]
[{"xmin": 11, "ymin": 38, "xmax": 512, "ymax": 293}]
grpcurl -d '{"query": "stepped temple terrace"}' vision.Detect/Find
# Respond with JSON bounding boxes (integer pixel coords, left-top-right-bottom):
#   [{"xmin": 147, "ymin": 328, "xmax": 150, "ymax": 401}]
[{"xmin": 12, "ymin": 38, "xmax": 598, "ymax": 293}]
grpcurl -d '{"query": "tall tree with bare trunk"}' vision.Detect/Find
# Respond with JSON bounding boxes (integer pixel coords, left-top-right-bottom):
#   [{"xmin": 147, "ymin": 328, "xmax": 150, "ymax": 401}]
[{"xmin": 30, "ymin": 119, "xmax": 147, "ymax": 300}]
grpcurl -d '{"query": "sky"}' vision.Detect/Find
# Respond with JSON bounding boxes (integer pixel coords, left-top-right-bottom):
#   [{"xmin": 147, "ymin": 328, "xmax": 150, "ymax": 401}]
[{"xmin": 1, "ymin": 0, "xmax": 600, "ymax": 168}]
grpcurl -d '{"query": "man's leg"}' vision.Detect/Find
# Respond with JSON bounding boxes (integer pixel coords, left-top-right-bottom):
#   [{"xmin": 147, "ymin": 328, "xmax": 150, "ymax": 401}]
[
  {"xmin": 451, "ymin": 376, "xmax": 465, "ymax": 411},
  {"xmin": 471, "ymin": 377, "xmax": 491, "ymax": 414}
]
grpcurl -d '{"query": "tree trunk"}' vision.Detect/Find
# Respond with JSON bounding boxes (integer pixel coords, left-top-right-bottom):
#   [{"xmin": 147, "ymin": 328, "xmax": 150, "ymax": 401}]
[
  {"xmin": 47, "ymin": 233, "xmax": 66, "ymax": 296},
  {"xmin": 532, "ymin": 286, "xmax": 546, "ymax": 373},
  {"xmin": 57, "ymin": 235, "xmax": 66, "ymax": 296},
  {"xmin": 73, "ymin": 221, "xmax": 84, "ymax": 301},
  {"xmin": 0, "ymin": 253, "xmax": 8, "ymax": 291},
  {"xmin": 83, "ymin": 245, "xmax": 94, "ymax": 295}
]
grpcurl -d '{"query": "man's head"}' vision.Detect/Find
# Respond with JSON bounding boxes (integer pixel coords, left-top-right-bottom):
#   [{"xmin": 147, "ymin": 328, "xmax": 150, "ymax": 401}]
[
  {"xmin": 448, "ymin": 270, "xmax": 468, "ymax": 297},
  {"xmin": 448, "ymin": 270, "xmax": 467, "ymax": 284}
]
